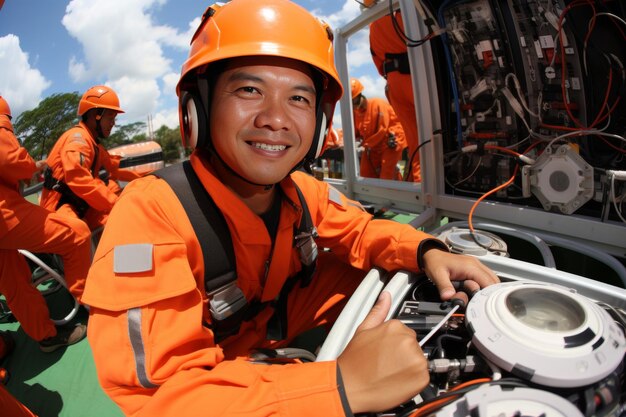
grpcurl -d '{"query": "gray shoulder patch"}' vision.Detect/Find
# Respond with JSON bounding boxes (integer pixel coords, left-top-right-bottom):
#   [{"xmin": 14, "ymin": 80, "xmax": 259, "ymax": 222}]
[
  {"xmin": 114, "ymin": 244, "xmax": 153, "ymax": 274},
  {"xmin": 328, "ymin": 186, "xmax": 344, "ymax": 206}
]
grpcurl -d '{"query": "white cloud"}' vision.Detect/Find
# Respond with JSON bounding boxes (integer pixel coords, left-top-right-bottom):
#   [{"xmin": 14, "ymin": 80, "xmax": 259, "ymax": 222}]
[
  {"xmin": 108, "ymin": 76, "xmax": 160, "ymax": 125},
  {"xmin": 347, "ymin": 28, "xmax": 374, "ymax": 69},
  {"xmin": 0, "ymin": 34, "xmax": 51, "ymax": 117},
  {"xmin": 151, "ymin": 107, "xmax": 180, "ymax": 131},
  {"xmin": 62, "ymin": 0, "xmax": 192, "ymax": 129},
  {"xmin": 311, "ymin": 0, "xmax": 361, "ymax": 30}
]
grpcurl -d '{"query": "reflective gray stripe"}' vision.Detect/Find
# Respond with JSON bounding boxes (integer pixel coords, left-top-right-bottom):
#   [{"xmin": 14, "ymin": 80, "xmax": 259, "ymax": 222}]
[
  {"xmin": 347, "ymin": 200, "xmax": 365, "ymax": 211},
  {"xmin": 328, "ymin": 186, "xmax": 364, "ymax": 211},
  {"xmin": 127, "ymin": 308, "xmax": 158, "ymax": 388}
]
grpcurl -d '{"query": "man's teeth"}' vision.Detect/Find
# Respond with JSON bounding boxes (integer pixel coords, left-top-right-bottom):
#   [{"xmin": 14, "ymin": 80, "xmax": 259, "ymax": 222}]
[{"xmin": 252, "ymin": 142, "xmax": 287, "ymax": 151}]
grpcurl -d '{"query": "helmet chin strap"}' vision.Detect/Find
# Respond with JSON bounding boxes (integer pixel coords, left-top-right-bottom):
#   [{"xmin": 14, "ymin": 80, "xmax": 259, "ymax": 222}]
[
  {"xmin": 95, "ymin": 122, "xmax": 105, "ymax": 141},
  {"xmin": 94, "ymin": 109, "xmax": 105, "ymax": 141}
]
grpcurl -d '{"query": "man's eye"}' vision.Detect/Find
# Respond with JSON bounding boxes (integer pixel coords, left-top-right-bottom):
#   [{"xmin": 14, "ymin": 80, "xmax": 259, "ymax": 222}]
[
  {"xmin": 292, "ymin": 95, "xmax": 311, "ymax": 104},
  {"xmin": 240, "ymin": 86, "xmax": 257, "ymax": 94}
]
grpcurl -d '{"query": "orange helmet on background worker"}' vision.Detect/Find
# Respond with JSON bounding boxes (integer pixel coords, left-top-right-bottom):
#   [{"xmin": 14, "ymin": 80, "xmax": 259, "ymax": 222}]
[
  {"xmin": 77, "ymin": 85, "xmax": 124, "ymax": 117},
  {"xmin": 177, "ymin": 0, "xmax": 343, "ymax": 167},
  {"xmin": 0, "ymin": 96, "xmax": 11, "ymax": 119},
  {"xmin": 350, "ymin": 77, "xmax": 364, "ymax": 99}
]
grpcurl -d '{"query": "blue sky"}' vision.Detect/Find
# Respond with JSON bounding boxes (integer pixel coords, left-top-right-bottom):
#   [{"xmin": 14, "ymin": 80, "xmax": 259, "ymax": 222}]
[{"xmin": 0, "ymin": 0, "xmax": 381, "ymax": 133}]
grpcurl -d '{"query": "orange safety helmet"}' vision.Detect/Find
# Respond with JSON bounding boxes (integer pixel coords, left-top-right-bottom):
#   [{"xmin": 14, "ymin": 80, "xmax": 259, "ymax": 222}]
[
  {"xmin": 350, "ymin": 78, "xmax": 364, "ymax": 99},
  {"xmin": 78, "ymin": 85, "xmax": 124, "ymax": 117},
  {"xmin": 177, "ymin": 0, "xmax": 343, "ymax": 164},
  {"xmin": 0, "ymin": 96, "xmax": 11, "ymax": 119}
]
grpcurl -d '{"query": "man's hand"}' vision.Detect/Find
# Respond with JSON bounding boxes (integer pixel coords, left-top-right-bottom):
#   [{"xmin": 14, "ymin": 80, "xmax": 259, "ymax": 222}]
[
  {"xmin": 422, "ymin": 249, "xmax": 500, "ymax": 305},
  {"xmin": 337, "ymin": 291, "xmax": 428, "ymax": 414},
  {"xmin": 35, "ymin": 160, "xmax": 47, "ymax": 172}
]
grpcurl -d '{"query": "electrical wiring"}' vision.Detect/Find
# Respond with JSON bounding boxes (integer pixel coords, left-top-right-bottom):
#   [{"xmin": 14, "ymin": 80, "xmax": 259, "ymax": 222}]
[
  {"xmin": 556, "ymin": 1, "xmax": 622, "ymax": 131},
  {"xmin": 453, "ymin": 156, "xmax": 482, "ymax": 187},
  {"xmin": 467, "ymin": 165, "xmax": 520, "ymax": 250},
  {"xmin": 609, "ymin": 172, "xmax": 626, "ymax": 224},
  {"xmin": 419, "ymin": 305, "xmax": 460, "ymax": 347},
  {"xmin": 438, "ymin": 0, "xmax": 468, "ymax": 150},
  {"xmin": 387, "ymin": 0, "xmax": 444, "ymax": 48},
  {"xmin": 505, "ymin": 73, "xmax": 540, "ymax": 119},
  {"xmin": 406, "ymin": 378, "xmax": 536, "ymax": 417},
  {"xmin": 403, "ymin": 139, "xmax": 432, "ymax": 182},
  {"xmin": 597, "ymin": 11, "xmax": 626, "ymax": 40},
  {"xmin": 599, "ymin": 135, "xmax": 626, "ymax": 155}
]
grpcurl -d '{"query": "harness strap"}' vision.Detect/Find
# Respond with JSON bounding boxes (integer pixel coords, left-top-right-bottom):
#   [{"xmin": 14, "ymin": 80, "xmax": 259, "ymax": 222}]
[
  {"xmin": 155, "ymin": 161, "xmax": 318, "ymax": 342},
  {"xmin": 43, "ymin": 138, "xmax": 101, "ymax": 218},
  {"xmin": 383, "ymin": 52, "xmax": 410, "ymax": 76}
]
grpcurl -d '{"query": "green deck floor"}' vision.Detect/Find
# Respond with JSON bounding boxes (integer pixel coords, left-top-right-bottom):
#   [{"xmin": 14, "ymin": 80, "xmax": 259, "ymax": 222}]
[{"xmin": 1, "ymin": 289, "xmax": 123, "ymax": 417}]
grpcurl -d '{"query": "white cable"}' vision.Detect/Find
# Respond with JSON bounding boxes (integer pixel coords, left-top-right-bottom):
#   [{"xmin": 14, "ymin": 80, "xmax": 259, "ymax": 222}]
[
  {"xmin": 596, "ymin": 12, "xmax": 626, "ymax": 30},
  {"xmin": 485, "ymin": 358, "xmax": 502, "ymax": 381},
  {"xmin": 607, "ymin": 170, "xmax": 626, "ymax": 182},
  {"xmin": 419, "ymin": 305, "xmax": 459, "ymax": 347},
  {"xmin": 505, "ymin": 73, "xmax": 539, "ymax": 119},
  {"xmin": 609, "ymin": 173, "xmax": 626, "ymax": 224}
]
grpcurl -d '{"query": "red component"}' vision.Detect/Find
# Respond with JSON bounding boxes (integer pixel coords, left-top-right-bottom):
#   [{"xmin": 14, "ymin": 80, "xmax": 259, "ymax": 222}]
[
  {"xmin": 482, "ymin": 50, "xmax": 494, "ymax": 69},
  {"xmin": 550, "ymin": 101, "xmax": 579, "ymax": 110}
]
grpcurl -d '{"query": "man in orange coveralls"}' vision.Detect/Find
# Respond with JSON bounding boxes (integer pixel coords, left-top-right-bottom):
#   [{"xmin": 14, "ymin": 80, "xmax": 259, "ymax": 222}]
[
  {"xmin": 350, "ymin": 77, "xmax": 407, "ymax": 180},
  {"xmin": 40, "ymin": 85, "xmax": 142, "ymax": 231},
  {"xmin": 0, "ymin": 96, "xmax": 88, "ymax": 351},
  {"xmin": 83, "ymin": 1, "xmax": 499, "ymax": 416},
  {"xmin": 370, "ymin": 11, "xmax": 422, "ymax": 182}
]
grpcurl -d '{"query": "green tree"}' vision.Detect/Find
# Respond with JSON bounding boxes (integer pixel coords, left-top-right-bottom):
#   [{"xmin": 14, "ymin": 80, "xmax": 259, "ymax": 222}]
[
  {"xmin": 153, "ymin": 125, "xmax": 183, "ymax": 164},
  {"xmin": 104, "ymin": 121, "xmax": 147, "ymax": 148},
  {"xmin": 13, "ymin": 92, "xmax": 80, "ymax": 160}
]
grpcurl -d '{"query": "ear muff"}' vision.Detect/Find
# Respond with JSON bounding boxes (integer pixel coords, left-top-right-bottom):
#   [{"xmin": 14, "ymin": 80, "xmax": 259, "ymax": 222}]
[
  {"xmin": 306, "ymin": 111, "xmax": 329, "ymax": 161},
  {"xmin": 181, "ymin": 92, "xmax": 207, "ymax": 149}
]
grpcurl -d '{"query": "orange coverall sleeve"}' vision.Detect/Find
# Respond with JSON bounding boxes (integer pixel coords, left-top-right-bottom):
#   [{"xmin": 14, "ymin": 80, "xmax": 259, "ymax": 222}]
[
  {"xmin": 60, "ymin": 135, "xmax": 118, "ymax": 212},
  {"xmin": 292, "ymin": 172, "xmax": 427, "ymax": 273},
  {"xmin": 0, "ymin": 121, "xmax": 36, "ymax": 187},
  {"xmin": 83, "ymin": 177, "xmax": 350, "ymax": 417}
]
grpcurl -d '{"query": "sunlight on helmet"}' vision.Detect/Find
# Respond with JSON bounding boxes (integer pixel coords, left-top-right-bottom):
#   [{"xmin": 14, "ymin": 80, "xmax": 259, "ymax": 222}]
[
  {"xmin": 259, "ymin": 42, "xmax": 280, "ymax": 54},
  {"xmin": 260, "ymin": 7, "xmax": 278, "ymax": 22}
]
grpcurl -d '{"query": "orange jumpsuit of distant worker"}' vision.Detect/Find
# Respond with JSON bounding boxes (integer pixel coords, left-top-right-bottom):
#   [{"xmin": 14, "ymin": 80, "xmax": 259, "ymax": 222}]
[
  {"xmin": 353, "ymin": 97, "xmax": 407, "ymax": 180},
  {"xmin": 40, "ymin": 122, "xmax": 142, "ymax": 231},
  {"xmin": 83, "ymin": 152, "xmax": 436, "ymax": 416},
  {"xmin": 0, "ymin": 385, "xmax": 36, "ymax": 417},
  {"xmin": 0, "ymin": 111, "xmax": 91, "ymax": 342},
  {"xmin": 0, "ymin": 330, "xmax": 36, "ymax": 416},
  {"xmin": 370, "ymin": 11, "xmax": 422, "ymax": 182}
]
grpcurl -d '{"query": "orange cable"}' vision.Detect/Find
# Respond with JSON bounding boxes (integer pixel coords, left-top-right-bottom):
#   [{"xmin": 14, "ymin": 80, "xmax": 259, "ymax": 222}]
[{"xmin": 468, "ymin": 166, "xmax": 519, "ymax": 234}]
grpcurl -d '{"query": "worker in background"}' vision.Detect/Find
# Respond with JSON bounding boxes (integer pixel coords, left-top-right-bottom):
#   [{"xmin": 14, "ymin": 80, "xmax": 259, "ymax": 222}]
[
  {"xmin": 40, "ymin": 85, "xmax": 142, "ymax": 231},
  {"xmin": 351, "ymin": 77, "xmax": 407, "ymax": 180},
  {"xmin": 0, "ymin": 332, "xmax": 37, "ymax": 417},
  {"xmin": 83, "ymin": 1, "xmax": 499, "ymax": 415},
  {"xmin": 0, "ymin": 95, "xmax": 88, "ymax": 351},
  {"xmin": 370, "ymin": 11, "xmax": 422, "ymax": 182}
]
